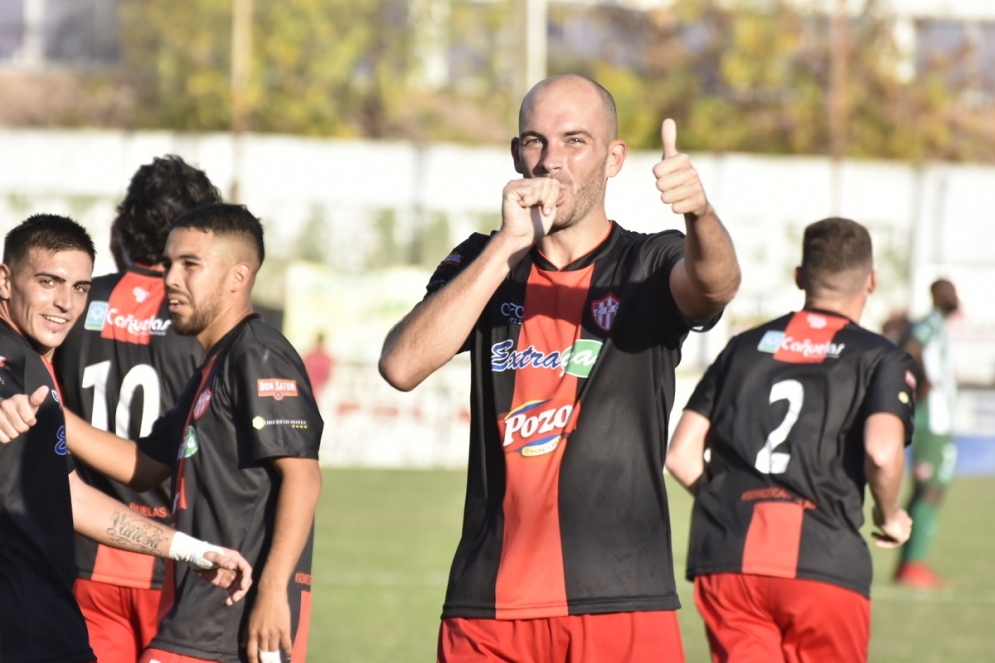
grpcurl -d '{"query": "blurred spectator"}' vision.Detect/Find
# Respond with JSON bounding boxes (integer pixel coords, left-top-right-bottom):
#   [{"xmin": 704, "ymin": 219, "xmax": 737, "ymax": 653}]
[
  {"xmin": 304, "ymin": 332, "xmax": 335, "ymax": 400},
  {"xmin": 895, "ymin": 279, "xmax": 960, "ymax": 589}
]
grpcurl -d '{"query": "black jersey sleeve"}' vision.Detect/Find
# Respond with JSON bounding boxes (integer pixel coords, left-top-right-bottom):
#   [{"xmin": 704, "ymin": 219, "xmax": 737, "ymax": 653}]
[
  {"xmin": 424, "ymin": 233, "xmax": 492, "ymax": 299},
  {"xmin": 642, "ymin": 230, "xmax": 722, "ymax": 333},
  {"xmin": 684, "ymin": 338, "xmax": 735, "ymax": 418},
  {"xmin": 138, "ymin": 405, "xmax": 187, "ymax": 467},
  {"xmin": 232, "ymin": 344, "xmax": 323, "ymax": 462},
  {"xmin": 862, "ymin": 348, "xmax": 917, "ymax": 445}
]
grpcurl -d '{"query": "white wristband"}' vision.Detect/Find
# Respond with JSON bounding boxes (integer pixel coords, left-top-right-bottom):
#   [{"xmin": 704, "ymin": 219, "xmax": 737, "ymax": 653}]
[
  {"xmin": 168, "ymin": 531, "xmax": 224, "ymax": 570},
  {"xmin": 259, "ymin": 651, "xmax": 282, "ymax": 663}
]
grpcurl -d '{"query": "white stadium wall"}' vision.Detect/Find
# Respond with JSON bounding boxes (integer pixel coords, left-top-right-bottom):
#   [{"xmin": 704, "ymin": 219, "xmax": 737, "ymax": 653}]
[{"xmin": 1, "ymin": 129, "xmax": 993, "ymax": 468}]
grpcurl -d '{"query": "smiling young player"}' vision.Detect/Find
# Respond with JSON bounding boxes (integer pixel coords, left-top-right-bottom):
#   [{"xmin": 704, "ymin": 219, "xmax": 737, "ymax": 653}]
[
  {"xmin": 7, "ymin": 205, "xmax": 324, "ymax": 663},
  {"xmin": 0, "ymin": 214, "xmax": 251, "ymax": 663}
]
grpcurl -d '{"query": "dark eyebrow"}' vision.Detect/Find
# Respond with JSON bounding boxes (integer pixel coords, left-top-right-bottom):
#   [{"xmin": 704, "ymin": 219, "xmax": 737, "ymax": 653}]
[
  {"xmin": 35, "ymin": 272, "xmax": 66, "ymax": 284},
  {"xmin": 520, "ymin": 130, "xmax": 546, "ymax": 140},
  {"xmin": 564, "ymin": 129, "xmax": 595, "ymax": 139},
  {"xmin": 35, "ymin": 272, "xmax": 92, "ymax": 288},
  {"xmin": 175, "ymin": 253, "xmax": 204, "ymax": 262}
]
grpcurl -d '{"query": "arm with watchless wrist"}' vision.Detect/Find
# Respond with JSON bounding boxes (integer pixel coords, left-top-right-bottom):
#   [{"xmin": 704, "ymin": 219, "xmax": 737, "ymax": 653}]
[{"xmin": 69, "ymin": 470, "xmax": 253, "ymax": 604}]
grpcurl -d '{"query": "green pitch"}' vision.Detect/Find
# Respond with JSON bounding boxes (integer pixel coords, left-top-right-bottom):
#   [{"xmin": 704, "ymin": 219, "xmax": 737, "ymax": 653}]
[{"xmin": 309, "ymin": 469, "xmax": 995, "ymax": 662}]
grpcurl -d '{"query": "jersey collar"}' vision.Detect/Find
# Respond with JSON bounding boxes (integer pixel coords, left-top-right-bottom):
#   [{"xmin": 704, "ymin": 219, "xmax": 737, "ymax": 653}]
[
  {"xmin": 801, "ymin": 306, "xmax": 855, "ymax": 325},
  {"xmin": 530, "ymin": 221, "xmax": 620, "ymax": 272},
  {"xmin": 205, "ymin": 313, "xmax": 261, "ymax": 360}
]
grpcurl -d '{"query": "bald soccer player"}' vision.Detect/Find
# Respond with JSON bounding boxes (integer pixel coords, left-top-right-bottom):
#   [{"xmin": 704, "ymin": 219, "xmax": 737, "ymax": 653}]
[{"xmin": 381, "ymin": 74, "xmax": 741, "ymax": 662}]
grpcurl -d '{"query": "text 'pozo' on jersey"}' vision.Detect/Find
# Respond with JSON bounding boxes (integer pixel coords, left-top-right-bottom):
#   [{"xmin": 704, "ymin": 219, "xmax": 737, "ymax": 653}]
[{"xmin": 429, "ymin": 222, "xmax": 720, "ymax": 620}]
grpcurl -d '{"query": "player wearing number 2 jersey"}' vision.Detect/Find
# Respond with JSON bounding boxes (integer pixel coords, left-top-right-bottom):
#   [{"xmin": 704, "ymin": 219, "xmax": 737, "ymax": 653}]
[
  {"xmin": 54, "ymin": 156, "xmax": 220, "ymax": 662},
  {"xmin": 667, "ymin": 218, "xmax": 915, "ymax": 663}
]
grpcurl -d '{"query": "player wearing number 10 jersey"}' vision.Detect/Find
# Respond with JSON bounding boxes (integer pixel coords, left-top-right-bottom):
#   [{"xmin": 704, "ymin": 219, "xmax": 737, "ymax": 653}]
[
  {"xmin": 667, "ymin": 218, "xmax": 915, "ymax": 663},
  {"xmin": 54, "ymin": 156, "xmax": 220, "ymax": 662}
]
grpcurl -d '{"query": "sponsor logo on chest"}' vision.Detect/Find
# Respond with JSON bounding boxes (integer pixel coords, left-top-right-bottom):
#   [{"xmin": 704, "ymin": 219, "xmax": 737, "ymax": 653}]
[
  {"xmin": 498, "ymin": 398, "xmax": 578, "ymax": 457},
  {"xmin": 491, "ymin": 338, "xmax": 603, "ymax": 377}
]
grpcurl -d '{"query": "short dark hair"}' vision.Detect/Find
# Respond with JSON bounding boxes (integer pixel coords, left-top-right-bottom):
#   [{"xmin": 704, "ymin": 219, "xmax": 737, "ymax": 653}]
[
  {"xmin": 172, "ymin": 203, "xmax": 265, "ymax": 265},
  {"xmin": 800, "ymin": 217, "xmax": 873, "ymax": 294},
  {"xmin": 114, "ymin": 155, "xmax": 223, "ymax": 266},
  {"xmin": 4, "ymin": 214, "xmax": 96, "ymax": 267}
]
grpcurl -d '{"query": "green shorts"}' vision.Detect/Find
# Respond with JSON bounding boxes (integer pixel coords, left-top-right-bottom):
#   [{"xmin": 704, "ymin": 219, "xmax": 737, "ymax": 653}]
[{"xmin": 911, "ymin": 406, "xmax": 957, "ymax": 489}]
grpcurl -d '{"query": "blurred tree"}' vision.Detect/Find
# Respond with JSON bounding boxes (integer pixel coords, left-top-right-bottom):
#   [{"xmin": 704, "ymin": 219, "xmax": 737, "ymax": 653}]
[
  {"xmin": 30, "ymin": 0, "xmax": 987, "ymax": 161},
  {"xmin": 116, "ymin": 0, "xmax": 414, "ymax": 136},
  {"xmin": 554, "ymin": 0, "xmax": 984, "ymax": 161}
]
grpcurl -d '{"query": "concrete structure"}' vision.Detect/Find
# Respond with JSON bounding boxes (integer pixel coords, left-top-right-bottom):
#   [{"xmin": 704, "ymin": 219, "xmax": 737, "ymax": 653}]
[{"xmin": 1, "ymin": 128, "xmax": 992, "ymax": 468}]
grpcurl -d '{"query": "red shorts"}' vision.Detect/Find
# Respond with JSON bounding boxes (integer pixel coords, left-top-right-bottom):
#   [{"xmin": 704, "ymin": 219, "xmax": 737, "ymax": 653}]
[
  {"xmin": 73, "ymin": 577, "xmax": 163, "ymax": 663},
  {"xmin": 694, "ymin": 573, "xmax": 870, "ymax": 663},
  {"xmin": 438, "ymin": 611, "xmax": 684, "ymax": 663}
]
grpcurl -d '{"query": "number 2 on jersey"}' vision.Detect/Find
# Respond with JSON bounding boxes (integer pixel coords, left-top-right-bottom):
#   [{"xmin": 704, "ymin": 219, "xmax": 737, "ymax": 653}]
[
  {"xmin": 755, "ymin": 379, "xmax": 804, "ymax": 474},
  {"xmin": 82, "ymin": 360, "xmax": 161, "ymax": 437}
]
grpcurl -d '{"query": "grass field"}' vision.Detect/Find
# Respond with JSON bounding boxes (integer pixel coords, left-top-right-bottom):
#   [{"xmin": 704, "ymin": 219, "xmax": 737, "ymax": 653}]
[{"xmin": 309, "ymin": 469, "xmax": 995, "ymax": 662}]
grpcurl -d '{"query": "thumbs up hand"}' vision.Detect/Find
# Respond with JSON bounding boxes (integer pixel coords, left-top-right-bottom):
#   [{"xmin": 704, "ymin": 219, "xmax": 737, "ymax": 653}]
[
  {"xmin": 653, "ymin": 119, "xmax": 710, "ymax": 220},
  {"xmin": 0, "ymin": 385, "xmax": 49, "ymax": 443}
]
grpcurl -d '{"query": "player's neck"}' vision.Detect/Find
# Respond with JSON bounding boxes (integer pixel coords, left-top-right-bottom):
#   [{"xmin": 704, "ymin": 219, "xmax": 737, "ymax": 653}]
[
  {"xmin": 536, "ymin": 214, "xmax": 611, "ymax": 269},
  {"xmin": 803, "ymin": 296, "xmax": 865, "ymax": 324},
  {"xmin": 196, "ymin": 299, "xmax": 255, "ymax": 353}
]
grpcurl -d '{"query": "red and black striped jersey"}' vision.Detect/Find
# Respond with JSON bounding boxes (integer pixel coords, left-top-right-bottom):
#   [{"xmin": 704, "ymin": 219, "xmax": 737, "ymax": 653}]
[
  {"xmin": 0, "ymin": 319, "xmax": 94, "ymax": 663},
  {"xmin": 429, "ymin": 222, "xmax": 717, "ymax": 620},
  {"xmin": 684, "ymin": 310, "xmax": 916, "ymax": 597},
  {"xmin": 54, "ymin": 266, "xmax": 203, "ymax": 590},
  {"xmin": 139, "ymin": 315, "xmax": 321, "ymax": 662}
]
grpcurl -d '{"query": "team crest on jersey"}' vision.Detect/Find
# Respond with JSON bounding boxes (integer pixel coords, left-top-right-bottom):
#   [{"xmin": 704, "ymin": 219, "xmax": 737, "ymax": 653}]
[
  {"xmin": 133, "ymin": 286, "xmax": 150, "ymax": 303},
  {"xmin": 193, "ymin": 389, "xmax": 212, "ymax": 419},
  {"xmin": 84, "ymin": 301, "xmax": 109, "ymax": 331},
  {"xmin": 257, "ymin": 379, "xmax": 298, "ymax": 400},
  {"xmin": 591, "ymin": 293, "xmax": 620, "ymax": 332}
]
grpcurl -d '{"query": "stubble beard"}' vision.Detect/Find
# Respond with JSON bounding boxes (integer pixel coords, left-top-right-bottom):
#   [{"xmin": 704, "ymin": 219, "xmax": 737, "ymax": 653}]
[{"xmin": 171, "ymin": 290, "xmax": 223, "ymax": 337}]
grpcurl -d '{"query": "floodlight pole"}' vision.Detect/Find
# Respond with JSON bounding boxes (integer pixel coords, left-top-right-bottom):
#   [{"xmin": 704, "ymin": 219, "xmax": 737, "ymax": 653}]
[
  {"xmin": 828, "ymin": 0, "xmax": 848, "ymax": 215},
  {"xmin": 230, "ymin": 0, "xmax": 253, "ymax": 202},
  {"xmin": 522, "ymin": 0, "xmax": 548, "ymax": 95}
]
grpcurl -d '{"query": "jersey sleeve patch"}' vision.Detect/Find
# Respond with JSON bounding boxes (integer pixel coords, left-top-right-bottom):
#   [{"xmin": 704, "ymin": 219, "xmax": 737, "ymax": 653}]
[
  {"xmin": 235, "ymin": 345, "xmax": 323, "ymax": 462},
  {"xmin": 864, "ymin": 349, "xmax": 917, "ymax": 444},
  {"xmin": 424, "ymin": 233, "xmax": 491, "ymax": 299}
]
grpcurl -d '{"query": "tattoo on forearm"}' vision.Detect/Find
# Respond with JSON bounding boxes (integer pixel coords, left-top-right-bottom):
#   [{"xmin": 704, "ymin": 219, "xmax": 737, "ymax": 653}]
[{"xmin": 106, "ymin": 511, "xmax": 168, "ymax": 554}]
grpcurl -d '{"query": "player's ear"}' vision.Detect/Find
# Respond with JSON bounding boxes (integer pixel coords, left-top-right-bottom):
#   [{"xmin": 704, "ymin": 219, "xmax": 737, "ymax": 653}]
[
  {"xmin": 605, "ymin": 140, "xmax": 627, "ymax": 178},
  {"xmin": 228, "ymin": 263, "xmax": 251, "ymax": 293},
  {"xmin": 794, "ymin": 266, "xmax": 804, "ymax": 291},
  {"xmin": 867, "ymin": 269, "xmax": 877, "ymax": 295},
  {"xmin": 0, "ymin": 264, "xmax": 12, "ymax": 300},
  {"xmin": 511, "ymin": 137, "xmax": 525, "ymax": 175}
]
